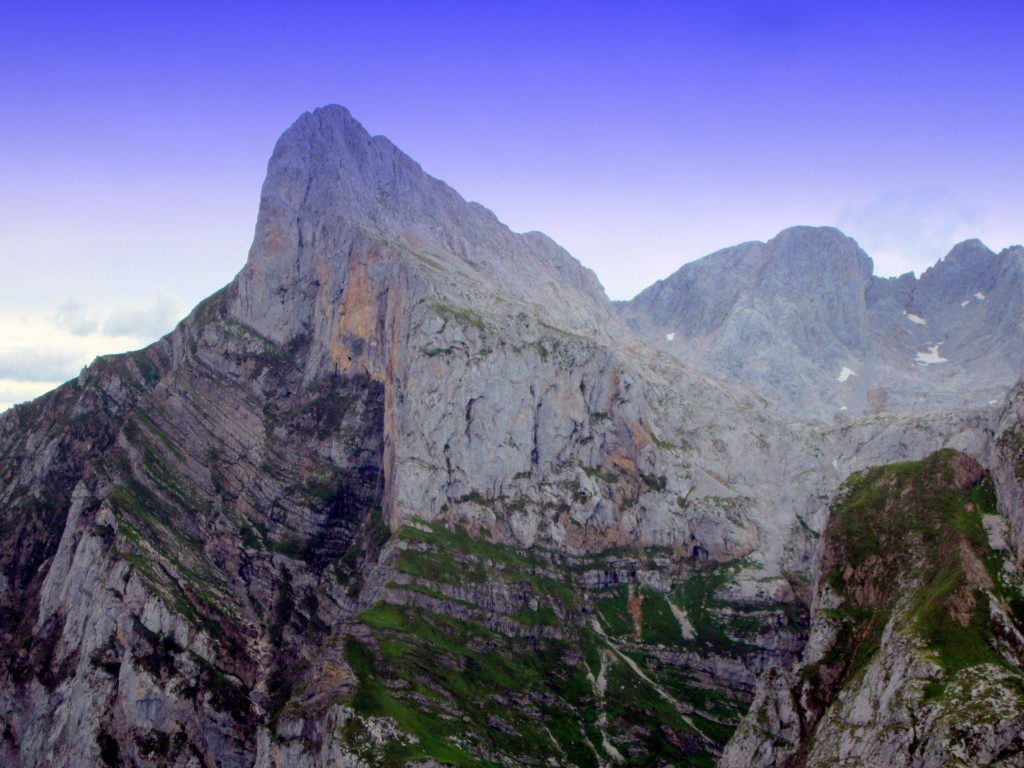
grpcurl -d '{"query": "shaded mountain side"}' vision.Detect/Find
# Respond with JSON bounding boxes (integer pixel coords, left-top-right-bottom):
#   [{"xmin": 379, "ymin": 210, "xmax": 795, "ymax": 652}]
[
  {"xmin": 720, "ymin": 449, "xmax": 1024, "ymax": 767},
  {"xmin": 0, "ymin": 288, "xmax": 391, "ymax": 765},
  {"xmin": 0, "ymin": 105, "xmax": 1012, "ymax": 767},
  {"xmin": 619, "ymin": 228, "xmax": 1024, "ymax": 421}
]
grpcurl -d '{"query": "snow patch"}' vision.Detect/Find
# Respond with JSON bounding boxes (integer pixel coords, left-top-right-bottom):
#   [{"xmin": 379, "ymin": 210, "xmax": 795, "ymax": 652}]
[
  {"xmin": 976, "ymin": 292, "xmax": 986, "ymax": 300},
  {"xmin": 837, "ymin": 366, "xmax": 857, "ymax": 383},
  {"xmin": 665, "ymin": 332, "xmax": 675, "ymax": 341},
  {"xmin": 961, "ymin": 300, "xmax": 971, "ymax": 307},
  {"xmin": 916, "ymin": 344, "xmax": 948, "ymax": 364},
  {"xmin": 903, "ymin": 311, "xmax": 926, "ymax": 325}
]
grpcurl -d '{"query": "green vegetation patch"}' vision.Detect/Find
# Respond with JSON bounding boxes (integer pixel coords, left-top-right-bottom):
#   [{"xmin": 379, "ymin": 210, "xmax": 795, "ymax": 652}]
[
  {"xmin": 581, "ymin": 464, "xmax": 618, "ymax": 484},
  {"xmin": 671, "ymin": 561, "xmax": 755, "ymax": 656},
  {"xmin": 641, "ymin": 473, "xmax": 667, "ymax": 492},
  {"xmin": 651, "ymin": 433, "xmax": 678, "ymax": 451},
  {"xmin": 594, "ymin": 585, "xmax": 635, "ymax": 639},
  {"xmin": 393, "ymin": 520, "xmax": 578, "ymax": 617},
  {"xmin": 131, "ymin": 350, "xmax": 161, "ymax": 387},
  {"xmin": 602, "ymin": 658, "xmax": 712, "ymax": 766},
  {"xmin": 815, "ymin": 450, "xmax": 1024, "ymax": 698},
  {"xmin": 101, "ymin": 450, "xmax": 234, "ymax": 639},
  {"xmin": 596, "ymin": 583, "xmax": 686, "ymax": 646},
  {"xmin": 349, "ymin": 605, "xmax": 600, "ymax": 767},
  {"xmin": 431, "ymin": 302, "xmax": 488, "ymax": 332},
  {"xmin": 352, "ymin": 523, "xmax": 742, "ymax": 765}
]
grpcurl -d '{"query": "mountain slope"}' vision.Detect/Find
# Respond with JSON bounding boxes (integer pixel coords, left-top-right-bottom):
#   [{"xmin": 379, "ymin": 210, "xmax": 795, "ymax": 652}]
[
  {"xmin": 0, "ymin": 105, "xmax": 1011, "ymax": 767},
  {"xmin": 0, "ymin": 105, "xmax": 807, "ymax": 767},
  {"xmin": 721, "ymin": 449, "xmax": 1024, "ymax": 766}
]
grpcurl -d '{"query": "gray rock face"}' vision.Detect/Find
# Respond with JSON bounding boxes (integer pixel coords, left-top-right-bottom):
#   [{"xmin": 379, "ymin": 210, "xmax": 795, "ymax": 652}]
[
  {"xmin": 234, "ymin": 105, "xmax": 611, "ymax": 360},
  {"xmin": 0, "ymin": 105, "xmax": 1017, "ymax": 767},
  {"xmin": 620, "ymin": 227, "xmax": 1024, "ymax": 421},
  {"xmin": 992, "ymin": 381, "xmax": 1024, "ymax": 563}
]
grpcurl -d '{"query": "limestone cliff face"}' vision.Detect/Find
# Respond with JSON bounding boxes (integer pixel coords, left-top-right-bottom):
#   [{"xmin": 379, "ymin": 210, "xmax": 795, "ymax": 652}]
[{"xmin": 0, "ymin": 106, "xmax": 1012, "ymax": 767}]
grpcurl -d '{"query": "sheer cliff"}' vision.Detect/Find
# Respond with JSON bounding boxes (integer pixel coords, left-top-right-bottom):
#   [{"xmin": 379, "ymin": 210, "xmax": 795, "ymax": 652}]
[{"xmin": 0, "ymin": 105, "xmax": 1015, "ymax": 767}]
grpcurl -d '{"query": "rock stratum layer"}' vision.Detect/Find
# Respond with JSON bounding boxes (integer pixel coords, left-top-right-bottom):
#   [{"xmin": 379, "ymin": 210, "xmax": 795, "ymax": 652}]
[{"xmin": 0, "ymin": 105, "xmax": 1020, "ymax": 767}]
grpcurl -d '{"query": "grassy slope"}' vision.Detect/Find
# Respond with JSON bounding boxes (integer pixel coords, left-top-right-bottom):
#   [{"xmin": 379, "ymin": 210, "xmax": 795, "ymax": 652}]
[{"xmin": 326, "ymin": 520, "xmax": 804, "ymax": 767}]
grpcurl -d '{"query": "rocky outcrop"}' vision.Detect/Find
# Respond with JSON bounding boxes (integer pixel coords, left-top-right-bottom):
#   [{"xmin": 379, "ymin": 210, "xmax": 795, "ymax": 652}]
[
  {"xmin": 993, "ymin": 380, "xmax": 1024, "ymax": 565},
  {"xmin": 721, "ymin": 450, "xmax": 1024, "ymax": 767}
]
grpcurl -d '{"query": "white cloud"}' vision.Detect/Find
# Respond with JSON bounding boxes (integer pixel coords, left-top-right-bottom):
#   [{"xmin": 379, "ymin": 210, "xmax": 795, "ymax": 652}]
[
  {"xmin": 0, "ymin": 380, "xmax": 64, "ymax": 413},
  {"xmin": 55, "ymin": 298, "xmax": 101, "ymax": 336},
  {"xmin": 0, "ymin": 348, "xmax": 84, "ymax": 382},
  {"xmin": 837, "ymin": 188, "xmax": 983, "ymax": 277},
  {"xmin": 0, "ymin": 294, "xmax": 187, "ymax": 413},
  {"xmin": 103, "ymin": 295, "xmax": 183, "ymax": 338}
]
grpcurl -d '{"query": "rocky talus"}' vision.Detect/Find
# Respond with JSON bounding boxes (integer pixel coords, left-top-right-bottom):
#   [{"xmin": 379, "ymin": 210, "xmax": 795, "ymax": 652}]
[{"xmin": 0, "ymin": 105, "xmax": 1016, "ymax": 767}]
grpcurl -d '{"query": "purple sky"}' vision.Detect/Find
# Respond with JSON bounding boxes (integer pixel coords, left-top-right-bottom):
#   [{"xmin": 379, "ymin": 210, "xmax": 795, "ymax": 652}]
[{"xmin": 1, "ymin": 1, "xmax": 1022, "ymax": 409}]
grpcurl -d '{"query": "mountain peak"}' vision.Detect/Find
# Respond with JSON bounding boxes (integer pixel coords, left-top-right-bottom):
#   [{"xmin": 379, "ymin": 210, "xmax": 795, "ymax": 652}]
[
  {"xmin": 257, "ymin": 103, "xmax": 439, "ymax": 238},
  {"xmin": 932, "ymin": 238, "xmax": 995, "ymax": 270},
  {"xmin": 917, "ymin": 238, "xmax": 998, "ymax": 303},
  {"xmin": 619, "ymin": 223, "xmax": 1024, "ymax": 419},
  {"xmin": 770, "ymin": 224, "xmax": 855, "ymax": 243},
  {"xmin": 233, "ymin": 105, "xmax": 610, "ymax": 353},
  {"xmin": 751, "ymin": 227, "xmax": 874, "ymax": 307}
]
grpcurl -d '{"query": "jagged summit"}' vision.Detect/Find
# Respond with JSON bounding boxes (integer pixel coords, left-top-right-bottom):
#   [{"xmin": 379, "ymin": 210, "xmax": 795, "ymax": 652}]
[
  {"xmin": 916, "ymin": 238, "xmax": 998, "ymax": 304},
  {"xmin": 638, "ymin": 225, "xmax": 866, "ymax": 286},
  {"xmin": 235, "ymin": 104, "xmax": 610, "ymax": 352},
  {"xmin": 259, "ymin": 103, "xmax": 606, "ymax": 290},
  {"xmin": 255, "ymin": 104, "xmax": 469, "ymax": 247},
  {"xmin": 620, "ymin": 228, "xmax": 1024, "ymax": 420}
]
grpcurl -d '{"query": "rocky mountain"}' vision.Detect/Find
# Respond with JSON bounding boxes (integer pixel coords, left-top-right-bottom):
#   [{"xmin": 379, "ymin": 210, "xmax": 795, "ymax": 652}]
[
  {"xmin": 0, "ymin": 105, "xmax": 1019, "ymax": 767},
  {"xmin": 619, "ymin": 228, "xmax": 1024, "ymax": 421}
]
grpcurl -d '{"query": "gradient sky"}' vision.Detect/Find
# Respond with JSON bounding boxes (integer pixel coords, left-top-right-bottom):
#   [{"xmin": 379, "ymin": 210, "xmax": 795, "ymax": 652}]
[{"xmin": 2, "ymin": 1, "xmax": 1022, "ymax": 410}]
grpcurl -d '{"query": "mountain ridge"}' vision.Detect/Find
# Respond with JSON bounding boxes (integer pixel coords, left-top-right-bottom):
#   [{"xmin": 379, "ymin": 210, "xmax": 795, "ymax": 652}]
[
  {"xmin": 619, "ymin": 226, "xmax": 1024, "ymax": 421},
  {"xmin": 0, "ymin": 104, "xmax": 1020, "ymax": 767}
]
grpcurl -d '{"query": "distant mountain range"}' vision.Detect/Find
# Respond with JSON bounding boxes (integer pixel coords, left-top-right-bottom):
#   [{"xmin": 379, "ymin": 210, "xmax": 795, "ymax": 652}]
[{"xmin": 620, "ymin": 226, "xmax": 1024, "ymax": 421}]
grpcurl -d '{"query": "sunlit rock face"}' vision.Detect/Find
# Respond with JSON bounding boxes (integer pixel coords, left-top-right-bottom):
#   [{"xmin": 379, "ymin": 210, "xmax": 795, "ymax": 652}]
[{"xmin": 0, "ymin": 105, "xmax": 1016, "ymax": 767}]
